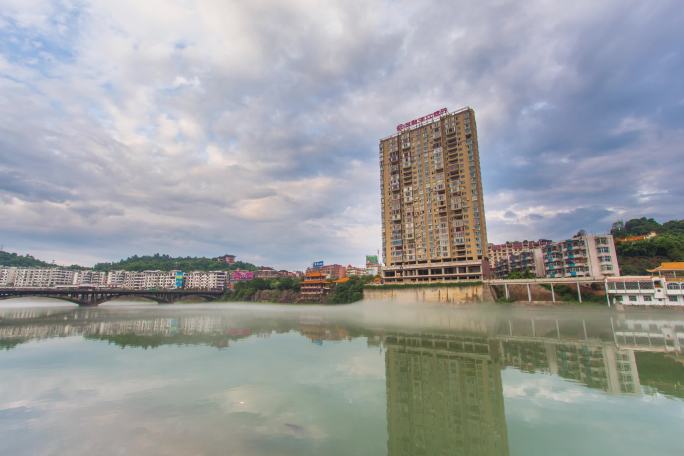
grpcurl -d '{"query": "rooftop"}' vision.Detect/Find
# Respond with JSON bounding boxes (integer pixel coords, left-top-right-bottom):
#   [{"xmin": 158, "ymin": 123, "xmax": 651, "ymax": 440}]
[{"xmin": 648, "ymin": 262, "xmax": 684, "ymax": 272}]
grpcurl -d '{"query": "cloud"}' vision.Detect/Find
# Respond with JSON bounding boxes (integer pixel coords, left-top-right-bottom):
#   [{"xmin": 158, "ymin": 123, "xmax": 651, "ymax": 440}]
[{"xmin": 0, "ymin": 0, "xmax": 683, "ymax": 267}]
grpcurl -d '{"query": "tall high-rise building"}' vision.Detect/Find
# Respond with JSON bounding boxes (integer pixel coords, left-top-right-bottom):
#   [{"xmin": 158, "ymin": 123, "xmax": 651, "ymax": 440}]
[{"xmin": 380, "ymin": 107, "xmax": 488, "ymax": 283}]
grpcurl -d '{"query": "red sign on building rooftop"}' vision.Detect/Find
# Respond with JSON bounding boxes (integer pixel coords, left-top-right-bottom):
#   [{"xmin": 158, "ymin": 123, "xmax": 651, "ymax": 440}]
[{"xmin": 396, "ymin": 107, "xmax": 448, "ymax": 132}]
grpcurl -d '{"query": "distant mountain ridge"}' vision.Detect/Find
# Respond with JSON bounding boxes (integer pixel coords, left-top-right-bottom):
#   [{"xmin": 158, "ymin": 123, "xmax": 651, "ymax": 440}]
[
  {"xmin": 0, "ymin": 251, "xmax": 257, "ymax": 272},
  {"xmin": 0, "ymin": 251, "xmax": 54, "ymax": 268},
  {"xmin": 93, "ymin": 254, "xmax": 257, "ymax": 272}
]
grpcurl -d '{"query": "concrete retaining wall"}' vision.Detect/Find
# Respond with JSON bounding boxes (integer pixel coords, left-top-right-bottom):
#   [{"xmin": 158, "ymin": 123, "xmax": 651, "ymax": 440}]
[{"xmin": 363, "ymin": 284, "xmax": 485, "ymax": 303}]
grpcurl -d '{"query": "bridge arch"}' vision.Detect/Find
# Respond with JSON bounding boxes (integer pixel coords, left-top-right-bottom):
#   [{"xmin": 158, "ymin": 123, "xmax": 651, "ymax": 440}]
[{"xmin": 0, "ymin": 288, "xmax": 225, "ymax": 307}]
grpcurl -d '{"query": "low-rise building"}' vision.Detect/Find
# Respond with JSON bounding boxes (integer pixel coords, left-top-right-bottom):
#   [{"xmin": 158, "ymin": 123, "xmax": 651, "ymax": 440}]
[
  {"xmin": 606, "ymin": 274, "xmax": 684, "ymax": 306},
  {"xmin": 218, "ymin": 254, "xmax": 236, "ymax": 265},
  {"xmin": 306, "ymin": 264, "xmax": 347, "ymax": 280},
  {"xmin": 345, "ymin": 265, "xmax": 369, "ymax": 277},
  {"xmin": 300, "ymin": 271, "xmax": 332, "ymax": 299},
  {"xmin": 184, "ymin": 271, "xmax": 228, "ymax": 290},
  {"xmin": 254, "ymin": 267, "xmax": 282, "ymax": 279}
]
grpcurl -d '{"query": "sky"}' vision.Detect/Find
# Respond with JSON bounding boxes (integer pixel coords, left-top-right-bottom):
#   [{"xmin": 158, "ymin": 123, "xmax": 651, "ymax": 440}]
[{"xmin": 0, "ymin": 0, "xmax": 683, "ymax": 269}]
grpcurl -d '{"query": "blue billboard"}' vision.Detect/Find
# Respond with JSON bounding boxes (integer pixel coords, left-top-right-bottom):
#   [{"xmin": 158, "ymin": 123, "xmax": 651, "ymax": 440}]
[{"xmin": 312, "ymin": 261, "xmax": 324, "ymax": 268}]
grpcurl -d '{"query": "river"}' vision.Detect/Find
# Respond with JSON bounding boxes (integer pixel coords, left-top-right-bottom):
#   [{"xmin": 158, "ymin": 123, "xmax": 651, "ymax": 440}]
[{"xmin": 0, "ymin": 298, "xmax": 682, "ymax": 455}]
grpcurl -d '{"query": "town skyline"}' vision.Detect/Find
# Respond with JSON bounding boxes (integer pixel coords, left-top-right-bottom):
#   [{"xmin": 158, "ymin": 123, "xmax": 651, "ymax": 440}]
[{"xmin": 1, "ymin": 1, "xmax": 683, "ymax": 270}]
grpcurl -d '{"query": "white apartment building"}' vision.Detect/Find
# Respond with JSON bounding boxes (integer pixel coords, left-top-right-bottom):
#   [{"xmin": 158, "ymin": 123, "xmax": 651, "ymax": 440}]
[
  {"xmin": 17, "ymin": 268, "xmax": 76, "ymax": 287},
  {"xmin": 73, "ymin": 270, "xmax": 108, "ymax": 287},
  {"xmin": 541, "ymin": 234, "xmax": 620, "ymax": 280},
  {"xmin": 184, "ymin": 271, "xmax": 227, "ymax": 290},
  {"xmin": 0, "ymin": 267, "xmax": 18, "ymax": 286}
]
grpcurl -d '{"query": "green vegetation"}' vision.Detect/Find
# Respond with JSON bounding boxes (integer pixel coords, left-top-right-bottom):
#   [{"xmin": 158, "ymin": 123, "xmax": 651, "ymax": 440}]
[
  {"xmin": 539, "ymin": 283, "xmax": 605, "ymax": 304},
  {"xmin": 365, "ymin": 280, "xmax": 483, "ymax": 290},
  {"xmin": 610, "ymin": 218, "xmax": 684, "ymax": 275},
  {"xmin": 0, "ymin": 250, "xmax": 54, "ymax": 268},
  {"xmin": 505, "ymin": 270, "xmax": 536, "ymax": 280},
  {"xmin": 328, "ymin": 276, "xmax": 373, "ymax": 304},
  {"xmin": 93, "ymin": 254, "xmax": 257, "ymax": 272},
  {"xmin": 225, "ymin": 277, "xmax": 300, "ymax": 301},
  {"xmin": 635, "ymin": 352, "xmax": 684, "ymax": 399}
]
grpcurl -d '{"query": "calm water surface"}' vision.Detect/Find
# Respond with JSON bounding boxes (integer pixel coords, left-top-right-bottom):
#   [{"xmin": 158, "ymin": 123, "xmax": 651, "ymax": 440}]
[{"xmin": 1, "ymin": 299, "xmax": 683, "ymax": 455}]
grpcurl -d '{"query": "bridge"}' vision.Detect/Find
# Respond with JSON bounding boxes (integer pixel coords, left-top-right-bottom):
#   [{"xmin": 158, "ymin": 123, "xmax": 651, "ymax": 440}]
[
  {"xmin": 0, "ymin": 287, "xmax": 225, "ymax": 307},
  {"xmin": 485, "ymin": 277, "xmax": 610, "ymax": 305}
]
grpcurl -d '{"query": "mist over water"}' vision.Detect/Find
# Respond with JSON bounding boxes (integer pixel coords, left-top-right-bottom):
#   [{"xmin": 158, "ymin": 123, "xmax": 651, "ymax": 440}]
[{"xmin": 1, "ymin": 299, "xmax": 683, "ymax": 455}]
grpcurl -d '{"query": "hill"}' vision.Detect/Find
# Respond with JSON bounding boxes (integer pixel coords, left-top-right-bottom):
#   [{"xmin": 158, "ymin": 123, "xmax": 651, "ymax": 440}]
[
  {"xmin": 611, "ymin": 218, "xmax": 684, "ymax": 275},
  {"xmin": 0, "ymin": 251, "xmax": 54, "ymax": 268},
  {"xmin": 92, "ymin": 254, "xmax": 257, "ymax": 272}
]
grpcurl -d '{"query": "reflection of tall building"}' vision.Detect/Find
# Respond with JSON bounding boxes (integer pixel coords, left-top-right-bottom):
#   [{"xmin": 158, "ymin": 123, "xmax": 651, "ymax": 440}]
[{"xmin": 384, "ymin": 333, "xmax": 509, "ymax": 456}]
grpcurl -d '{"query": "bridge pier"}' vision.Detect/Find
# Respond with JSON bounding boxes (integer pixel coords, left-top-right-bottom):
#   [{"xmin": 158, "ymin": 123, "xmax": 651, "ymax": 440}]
[
  {"xmin": 576, "ymin": 282, "xmax": 582, "ymax": 303},
  {"xmin": 550, "ymin": 283, "xmax": 556, "ymax": 302},
  {"xmin": 526, "ymin": 283, "xmax": 532, "ymax": 302},
  {"xmin": 504, "ymin": 283, "xmax": 509, "ymax": 300}
]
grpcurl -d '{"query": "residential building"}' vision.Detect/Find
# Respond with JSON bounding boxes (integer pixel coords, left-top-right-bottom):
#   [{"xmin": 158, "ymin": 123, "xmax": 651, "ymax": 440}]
[
  {"xmin": 217, "ymin": 254, "xmax": 236, "ymax": 265},
  {"xmin": 493, "ymin": 249, "xmax": 545, "ymax": 278},
  {"xmin": 488, "ymin": 239, "xmax": 552, "ymax": 268},
  {"xmin": 0, "ymin": 267, "xmax": 18, "ymax": 286},
  {"xmin": 306, "ymin": 264, "xmax": 347, "ymax": 280},
  {"xmin": 365, "ymin": 255, "xmax": 381, "ymax": 276},
  {"xmin": 345, "ymin": 265, "xmax": 371, "ymax": 277},
  {"xmin": 12, "ymin": 268, "xmax": 76, "ymax": 287},
  {"xmin": 229, "ymin": 270, "xmax": 254, "ymax": 282},
  {"xmin": 184, "ymin": 271, "xmax": 228, "ymax": 290},
  {"xmin": 541, "ymin": 234, "xmax": 620, "ymax": 279},
  {"xmin": 73, "ymin": 270, "xmax": 108, "ymax": 287},
  {"xmin": 380, "ymin": 107, "xmax": 488, "ymax": 283},
  {"xmin": 254, "ymin": 267, "xmax": 278, "ymax": 279}
]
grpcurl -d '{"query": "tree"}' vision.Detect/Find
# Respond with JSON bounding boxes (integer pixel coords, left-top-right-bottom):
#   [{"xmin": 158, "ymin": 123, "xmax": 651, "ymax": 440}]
[
  {"xmin": 624, "ymin": 217, "xmax": 660, "ymax": 236},
  {"xmin": 610, "ymin": 220, "xmax": 625, "ymax": 237},
  {"xmin": 506, "ymin": 269, "xmax": 536, "ymax": 280}
]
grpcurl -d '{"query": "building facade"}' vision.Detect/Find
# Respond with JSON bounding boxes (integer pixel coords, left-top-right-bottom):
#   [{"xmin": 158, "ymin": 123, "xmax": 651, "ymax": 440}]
[
  {"xmin": 7, "ymin": 268, "xmax": 76, "ymax": 287},
  {"xmin": 380, "ymin": 107, "xmax": 488, "ymax": 283},
  {"xmin": 306, "ymin": 264, "xmax": 347, "ymax": 280},
  {"xmin": 493, "ymin": 249, "xmax": 545, "ymax": 278},
  {"xmin": 488, "ymin": 239, "xmax": 552, "ymax": 268},
  {"xmin": 299, "ymin": 271, "xmax": 332, "ymax": 300},
  {"xmin": 184, "ymin": 271, "xmax": 228, "ymax": 290},
  {"xmin": 73, "ymin": 270, "xmax": 108, "ymax": 287},
  {"xmin": 542, "ymin": 234, "xmax": 620, "ymax": 279},
  {"xmin": 606, "ymin": 264, "xmax": 684, "ymax": 306}
]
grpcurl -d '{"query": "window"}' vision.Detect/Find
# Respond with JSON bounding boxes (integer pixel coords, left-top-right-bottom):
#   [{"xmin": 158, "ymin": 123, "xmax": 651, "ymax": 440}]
[
  {"xmin": 629, "ymin": 295, "xmax": 637, "ymax": 302},
  {"xmin": 643, "ymin": 295, "xmax": 652, "ymax": 302},
  {"xmin": 669, "ymin": 295, "xmax": 679, "ymax": 302}
]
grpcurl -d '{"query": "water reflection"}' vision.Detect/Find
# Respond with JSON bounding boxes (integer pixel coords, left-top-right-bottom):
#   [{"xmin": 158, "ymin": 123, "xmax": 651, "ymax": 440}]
[{"xmin": 1, "ymin": 304, "xmax": 683, "ymax": 455}]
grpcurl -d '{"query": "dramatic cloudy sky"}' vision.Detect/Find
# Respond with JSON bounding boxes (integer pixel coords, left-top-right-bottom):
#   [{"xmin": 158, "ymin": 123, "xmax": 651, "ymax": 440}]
[{"xmin": 0, "ymin": 0, "xmax": 682, "ymax": 268}]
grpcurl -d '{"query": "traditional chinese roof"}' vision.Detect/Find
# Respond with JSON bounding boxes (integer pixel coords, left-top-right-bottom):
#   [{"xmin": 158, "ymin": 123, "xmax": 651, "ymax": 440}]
[
  {"xmin": 305, "ymin": 271, "xmax": 326, "ymax": 278},
  {"xmin": 647, "ymin": 262, "xmax": 684, "ymax": 272}
]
